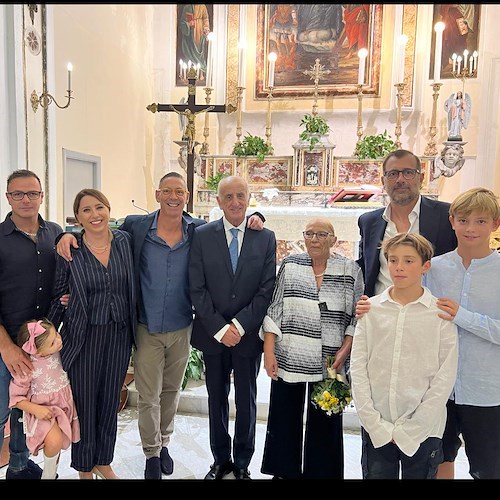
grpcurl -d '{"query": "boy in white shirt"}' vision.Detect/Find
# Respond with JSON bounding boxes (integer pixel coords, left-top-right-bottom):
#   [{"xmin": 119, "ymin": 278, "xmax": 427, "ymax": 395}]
[{"xmin": 350, "ymin": 233, "xmax": 458, "ymax": 479}]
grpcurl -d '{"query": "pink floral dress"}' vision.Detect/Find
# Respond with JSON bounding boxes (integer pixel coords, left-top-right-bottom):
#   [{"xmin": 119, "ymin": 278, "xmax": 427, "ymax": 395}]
[{"xmin": 9, "ymin": 351, "xmax": 80, "ymax": 456}]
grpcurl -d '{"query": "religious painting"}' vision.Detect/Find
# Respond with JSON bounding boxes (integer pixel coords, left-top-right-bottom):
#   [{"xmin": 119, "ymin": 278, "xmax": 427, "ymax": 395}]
[
  {"xmin": 336, "ymin": 159, "xmax": 382, "ymax": 187},
  {"xmin": 176, "ymin": 4, "xmax": 214, "ymax": 87},
  {"xmin": 255, "ymin": 4, "xmax": 384, "ymax": 99},
  {"xmin": 245, "ymin": 158, "xmax": 291, "ymax": 186},
  {"xmin": 430, "ymin": 4, "xmax": 480, "ymax": 80}
]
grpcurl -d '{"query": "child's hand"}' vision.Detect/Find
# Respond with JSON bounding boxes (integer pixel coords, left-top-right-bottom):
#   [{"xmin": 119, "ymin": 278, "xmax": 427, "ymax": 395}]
[
  {"xmin": 34, "ymin": 406, "xmax": 53, "ymax": 420},
  {"xmin": 355, "ymin": 295, "xmax": 371, "ymax": 318},
  {"xmin": 436, "ymin": 298, "xmax": 459, "ymax": 321}
]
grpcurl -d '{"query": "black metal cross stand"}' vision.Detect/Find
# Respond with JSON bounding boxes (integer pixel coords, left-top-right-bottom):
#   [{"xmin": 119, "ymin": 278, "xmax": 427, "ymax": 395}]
[{"xmin": 146, "ymin": 66, "xmax": 227, "ymax": 213}]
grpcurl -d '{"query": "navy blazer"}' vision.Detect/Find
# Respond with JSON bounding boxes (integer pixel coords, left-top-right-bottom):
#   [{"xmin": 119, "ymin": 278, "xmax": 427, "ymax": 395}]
[
  {"xmin": 48, "ymin": 230, "xmax": 137, "ymax": 371},
  {"xmin": 189, "ymin": 218, "xmax": 277, "ymax": 357},
  {"xmin": 357, "ymin": 196, "xmax": 457, "ymax": 297}
]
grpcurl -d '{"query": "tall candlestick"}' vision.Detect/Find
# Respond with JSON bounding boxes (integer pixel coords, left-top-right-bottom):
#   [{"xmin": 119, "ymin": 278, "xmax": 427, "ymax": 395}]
[
  {"xmin": 357, "ymin": 48, "xmax": 368, "ymax": 85},
  {"xmin": 238, "ymin": 41, "xmax": 246, "ymax": 87},
  {"xmin": 433, "ymin": 22, "xmax": 445, "ymax": 82},
  {"xmin": 268, "ymin": 51, "xmax": 277, "ymax": 87},
  {"xmin": 397, "ymin": 34, "xmax": 408, "ymax": 83},
  {"xmin": 67, "ymin": 62, "xmax": 73, "ymax": 91},
  {"xmin": 206, "ymin": 32, "xmax": 214, "ymax": 87}
]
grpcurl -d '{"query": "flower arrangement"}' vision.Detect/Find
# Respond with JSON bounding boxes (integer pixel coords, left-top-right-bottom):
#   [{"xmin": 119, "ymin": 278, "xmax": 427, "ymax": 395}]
[{"xmin": 311, "ymin": 355, "xmax": 352, "ymax": 415}]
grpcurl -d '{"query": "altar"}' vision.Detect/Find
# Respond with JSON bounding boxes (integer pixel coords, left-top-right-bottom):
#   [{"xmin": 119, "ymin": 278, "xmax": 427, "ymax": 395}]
[{"xmin": 209, "ymin": 204, "xmax": 381, "ymax": 262}]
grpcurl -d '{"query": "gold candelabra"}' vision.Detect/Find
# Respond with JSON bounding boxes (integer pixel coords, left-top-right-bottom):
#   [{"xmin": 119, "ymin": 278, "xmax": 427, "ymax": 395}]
[
  {"xmin": 200, "ymin": 87, "xmax": 212, "ymax": 155},
  {"xmin": 265, "ymin": 86, "xmax": 274, "ymax": 153},
  {"xmin": 354, "ymin": 84, "xmax": 364, "ymax": 153},
  {"xmin": 394, "ymin": 82, "xmax": 406, "ymax": 149},
  {"xmin": 30, "ymin": 89, "xmax": 73, "ymax": 112},
  {"xmin": 235, "ymin": 86, "xmax": 244, "ymax": 143},
  {"xmin": 424, "ymin": 83, "xmax": 443, "ymax": 156}
]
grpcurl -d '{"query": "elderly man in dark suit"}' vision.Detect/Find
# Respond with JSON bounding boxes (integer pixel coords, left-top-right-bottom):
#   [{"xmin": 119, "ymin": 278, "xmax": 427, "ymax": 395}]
[
  {"xmin": 357, "ymin": 149, "xmax": 457, "ymax": 297},
  {"xmin": 189, "ymin": 175, "xmax": 276, "ymax": 480}
]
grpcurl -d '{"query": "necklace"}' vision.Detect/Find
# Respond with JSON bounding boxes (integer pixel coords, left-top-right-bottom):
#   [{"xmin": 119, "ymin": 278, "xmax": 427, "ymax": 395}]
[
  {"xmin": 314, "ymin": 272, "xmax": 325, "ymax": 278},
  {"xmin": 83, "ymin": 234, "xmax": 110, "ymax": 254}
]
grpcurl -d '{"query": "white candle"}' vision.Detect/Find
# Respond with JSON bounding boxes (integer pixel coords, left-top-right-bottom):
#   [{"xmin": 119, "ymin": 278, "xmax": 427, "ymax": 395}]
[
  {"xmin": 357, "ymin": 48, "xmax": 368, "ymax": 85},
  {"xmin": 237, "ymin": 41, "xmax": 246, "ymax": 87},
  {"xmin": 67, "ymin": 62, "xmax": 73, "ymax": 91},
  {"xmin": 469, "ymin": 56, "xmax": 473, "ymax": 74},
  {"xmin": 206, "ymin": 32, "xmax": 214, "ymax": 87},
  {"xmin": 182, "ymin": 62, "xmax": 187, "ymax": 80},
  {"xmin": 433, "ymin": 22, "xmax": 445, "ymax": 82},
  {"xmin": 268, "ymin": 51, "xmax": 277, "ymax": 87},
  {"xmin": 463, "ymin": 49, "xmax": 469, "ymax": 71},
  {"xmin": 473, "ymin": 50, "xmax": 478, "ymax": 72},
  {"xmin": 452, "ymin": 53, "xmax": 457, "ymax": 73},
  {"xmin": 457, "ymin": 55, "xmax": 462, "ymax": 74},
  {"xmin": 397, "ymin": 34, "xmax": 408, "ymax": 83},
  {"xmin": 179, "ymin": 59, "xmax": 183, "ymax": 78}
]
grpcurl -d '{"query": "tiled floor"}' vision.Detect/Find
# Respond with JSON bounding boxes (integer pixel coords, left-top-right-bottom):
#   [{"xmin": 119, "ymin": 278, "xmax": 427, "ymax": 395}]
[{"xmin": 0, "ymin": 405, "xmax": 471, "ymax": 481}]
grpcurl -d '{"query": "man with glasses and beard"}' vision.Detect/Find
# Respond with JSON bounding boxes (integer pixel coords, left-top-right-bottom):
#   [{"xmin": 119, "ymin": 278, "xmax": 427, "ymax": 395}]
[
  {"xmin": 0, "ymin": 170, "xmax": 63, "ymax": 479},
  {"xmin": 357, "ymin": 149, "xmax": 457, "ymax": 297}
]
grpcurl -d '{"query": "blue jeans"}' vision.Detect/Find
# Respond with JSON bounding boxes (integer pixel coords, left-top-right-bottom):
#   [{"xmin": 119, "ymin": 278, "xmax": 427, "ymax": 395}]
[{"xmin": 0, "ymin": 355, "xmax": 29, "ymax": 471}]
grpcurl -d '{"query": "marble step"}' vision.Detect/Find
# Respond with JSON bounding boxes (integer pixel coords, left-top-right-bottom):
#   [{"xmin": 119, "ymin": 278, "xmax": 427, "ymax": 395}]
[{"xmin": 126, "ymin": 368, "xmax": 361, "ymax": 431}]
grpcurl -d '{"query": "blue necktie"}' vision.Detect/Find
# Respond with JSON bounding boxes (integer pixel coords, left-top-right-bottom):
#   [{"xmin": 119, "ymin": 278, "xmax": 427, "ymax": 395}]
[{"xmin": 229, "ymin": 228, "xmax": 239, "ymax": 273}]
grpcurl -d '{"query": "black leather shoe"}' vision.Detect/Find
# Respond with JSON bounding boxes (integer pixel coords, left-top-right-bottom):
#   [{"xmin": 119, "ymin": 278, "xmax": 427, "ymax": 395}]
[
  {"xmin": 204, "ymin": 461, "xmax": 234, "ymax": 480},
  {"xmin": 233, "ymin": 468, "xmax": 251, "ymax": 480},
  {"xmin": 144, "ymin": 456, "xmax": 162, "ymax": 480},
  {"xmin": 6, "ymin": 459, "xmax": 43, "ymax": 480},
  {"xmin": 160, "ymin": 447, "xmax": 174, "ymax": 475}
]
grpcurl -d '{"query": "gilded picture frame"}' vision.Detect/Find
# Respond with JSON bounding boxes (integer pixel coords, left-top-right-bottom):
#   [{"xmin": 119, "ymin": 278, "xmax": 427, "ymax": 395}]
[{"xmin": 255, "ymin": 4, "xmax": 384, "ymax": 99}]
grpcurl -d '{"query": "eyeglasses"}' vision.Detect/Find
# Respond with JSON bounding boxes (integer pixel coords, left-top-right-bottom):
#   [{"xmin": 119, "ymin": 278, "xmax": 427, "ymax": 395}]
[
  {"xmin": 303, "ymin": 231, "xmax": 334, "ymax": 240},
  {"xmin": 7, "ymin": 191, "xmax": 42, "ymax": 201},
  {"xmin": 158, "ymin": 188, "xmax": 187, "ymax": 197},
  {"xmin": 383, "ymin": 169, "xmax": 421, "ymax": 181}
]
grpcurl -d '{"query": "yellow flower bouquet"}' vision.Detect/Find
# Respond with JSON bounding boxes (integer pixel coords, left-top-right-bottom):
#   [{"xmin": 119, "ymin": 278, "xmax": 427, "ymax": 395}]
[{"xmin": 311, "ymin": 355, "xmax": 352, "ymax": 416}]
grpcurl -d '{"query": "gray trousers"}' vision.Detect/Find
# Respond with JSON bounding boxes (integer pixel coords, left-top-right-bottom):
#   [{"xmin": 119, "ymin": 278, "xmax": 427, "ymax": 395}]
[{"xmin": 134, "ymin": 322, "xmax": 192, "ymax": 458}]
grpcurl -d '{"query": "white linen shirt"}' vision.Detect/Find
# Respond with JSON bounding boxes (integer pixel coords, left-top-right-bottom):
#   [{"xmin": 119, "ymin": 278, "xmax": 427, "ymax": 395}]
[
  {"xmin": 423, "ymin": 249, "xmax": 500, "ymax": 406},
  {"xmin": 350, "ymin": 286, "xmax": 458, "ymax": 457}
]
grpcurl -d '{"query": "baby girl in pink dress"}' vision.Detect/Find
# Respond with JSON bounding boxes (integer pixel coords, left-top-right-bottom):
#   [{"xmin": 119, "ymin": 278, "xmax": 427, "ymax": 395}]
[{"xmin": 9, "ymin": 319, "xmax": 80, "ymax": 479}]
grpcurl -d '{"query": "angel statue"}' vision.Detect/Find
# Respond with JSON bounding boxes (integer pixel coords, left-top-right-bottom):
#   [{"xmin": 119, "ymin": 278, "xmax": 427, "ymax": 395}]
[
  {"xmin": 444, "ymin": 91, "xmax": 471, "ymax": 141},
  {"xmin": 432, "ymin": 143, "xmax": 465, "ymax": 180}
]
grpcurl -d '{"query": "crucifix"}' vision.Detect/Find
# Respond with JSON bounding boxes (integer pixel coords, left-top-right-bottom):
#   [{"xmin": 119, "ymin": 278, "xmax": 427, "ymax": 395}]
[
  {"xmin": 146, "ymin": 65, "xmax": 236, "ymax": 213},
  {"xmin": 303, "ymin": 58, "xmax": 331, "ymax": 117}
]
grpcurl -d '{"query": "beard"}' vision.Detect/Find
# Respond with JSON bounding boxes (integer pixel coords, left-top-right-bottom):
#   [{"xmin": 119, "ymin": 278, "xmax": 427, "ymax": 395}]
[{"xmin": 388, "ymin": 184, "xmax": 419, "ymax": 206}]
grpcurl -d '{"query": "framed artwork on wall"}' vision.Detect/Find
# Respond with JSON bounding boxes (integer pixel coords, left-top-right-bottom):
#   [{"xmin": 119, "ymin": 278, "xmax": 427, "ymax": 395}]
[
  {"xmin": 335, "ymin": 159, "xmax": 382, "ymax": 187},
  {"xmin": 176, "ymin": 4, "xmax": 214, "ymax": 87},
  {"xmin": 255, "ymin": 4, "xmax": 384, "ymax": 99},
  {"xmin": 430, "ymin": 4, "xmax": 480, "ymax": 80}
]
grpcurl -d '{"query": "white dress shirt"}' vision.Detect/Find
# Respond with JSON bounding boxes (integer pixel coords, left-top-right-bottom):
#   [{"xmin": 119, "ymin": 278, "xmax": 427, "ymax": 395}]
[{"xmin": 350, "ymin": 286, "xmax": 458, "ymax": 457}]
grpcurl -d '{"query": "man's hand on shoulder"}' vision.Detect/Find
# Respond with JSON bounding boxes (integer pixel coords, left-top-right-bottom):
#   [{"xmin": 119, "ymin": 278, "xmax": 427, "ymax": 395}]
[{"xmin": 355, "ymin": 295, "xmax": 371, "ymax": 318}]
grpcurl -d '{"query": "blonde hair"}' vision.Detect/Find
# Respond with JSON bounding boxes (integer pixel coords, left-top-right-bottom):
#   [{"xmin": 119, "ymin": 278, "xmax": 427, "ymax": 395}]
[
  {"xmin": 17, "ymin": 318, "xmax": 55, "ymax": 352},
  {"xmin": 382, "ymin": 233, "xmax": 434, "ymax": 264},
  {"xmin": 450, "ymin": 188, "xmax": 500, "ymax": 220}
]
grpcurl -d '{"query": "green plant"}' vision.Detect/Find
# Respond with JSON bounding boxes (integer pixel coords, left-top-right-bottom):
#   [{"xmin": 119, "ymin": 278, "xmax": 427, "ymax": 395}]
[
  {"xmin": 182, "ymin": 348, "xmax": 204, "ymax": 390},
  {"xmin": 231, "ymin": 133, "xmax": 272, "ymax": 162},
  {"xmin": 205, "ymin": 172, "xmax": 228, "ymax": 192},
  {"xmin": 354, "ymin": 130, "xmax": 397, "ymax": 159},
  {"xmin": 299, "ymin": 113, "xmax": 330, "ymax": 151}
]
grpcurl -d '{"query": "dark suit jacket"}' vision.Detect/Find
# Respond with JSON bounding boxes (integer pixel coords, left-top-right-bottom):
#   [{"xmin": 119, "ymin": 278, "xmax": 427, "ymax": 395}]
[
  {"xmin": 48, "ymin": 230, "xmax": 137, "ymax": 371},
  {"xmin": 357, "ymin": 196, "xmax": 457, "ymax": 297},
  {"xmin": 189, "ymin": 218, "xmax": 277, "ymax": 357},
  {"xmin": 120, "ymin": 210, "xmax": 205, "ymax": 311}
]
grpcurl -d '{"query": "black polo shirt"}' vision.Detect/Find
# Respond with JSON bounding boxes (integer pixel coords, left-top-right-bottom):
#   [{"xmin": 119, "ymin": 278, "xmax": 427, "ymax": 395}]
[{"xmin": 0, "ymin": 213, "xmax": 62, "ymax": 340}]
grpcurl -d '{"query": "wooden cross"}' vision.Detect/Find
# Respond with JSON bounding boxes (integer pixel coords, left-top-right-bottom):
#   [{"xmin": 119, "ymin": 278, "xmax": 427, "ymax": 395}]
[{"xmin": 146, "ymin": 66, "xmax": 235, "ymax": 213}]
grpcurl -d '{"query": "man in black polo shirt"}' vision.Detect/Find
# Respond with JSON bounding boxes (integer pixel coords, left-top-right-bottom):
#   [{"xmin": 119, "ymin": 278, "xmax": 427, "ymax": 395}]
[{"xmin": 0, "ymin": 170, "xmax": 62, "ymax": 479}]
